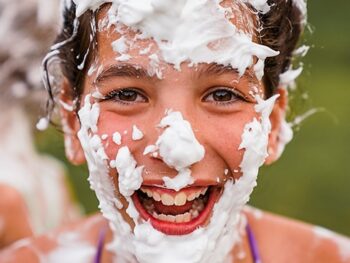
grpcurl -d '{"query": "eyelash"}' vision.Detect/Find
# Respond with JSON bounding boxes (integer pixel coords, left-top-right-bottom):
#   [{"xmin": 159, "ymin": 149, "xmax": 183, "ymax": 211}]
[
  {"xmin": 101, "ymin": 87, "xmax": 246, "ymax": 106},
  {"xmin": 102, "ymin": 88, "xmax": 148, "ymax": 104},
  {"xmin": 203, "ymin": 87, "xmax": 246, "ymax": 105}
]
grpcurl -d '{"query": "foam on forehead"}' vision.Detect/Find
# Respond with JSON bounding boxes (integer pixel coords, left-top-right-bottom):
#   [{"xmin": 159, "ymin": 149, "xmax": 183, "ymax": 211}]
[{"xmin": 72, "ymin": 0, "xmax": 279, "ymax": 79}]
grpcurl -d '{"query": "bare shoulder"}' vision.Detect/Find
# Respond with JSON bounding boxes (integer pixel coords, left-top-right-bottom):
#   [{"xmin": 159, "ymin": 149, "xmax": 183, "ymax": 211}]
[
  {"xmin": 0, "ymin": 213, "xmax": 111, "ymax": 263},
  {"xmin": 244, "ymin": 206, "xmax": 350, "ymax": 263}
]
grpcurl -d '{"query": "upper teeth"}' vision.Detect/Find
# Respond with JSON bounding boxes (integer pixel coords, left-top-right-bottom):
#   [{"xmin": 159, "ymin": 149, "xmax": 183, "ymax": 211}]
[{"xmin": 140, "ymin": 187, "xmax": 208, "ymax": 206}]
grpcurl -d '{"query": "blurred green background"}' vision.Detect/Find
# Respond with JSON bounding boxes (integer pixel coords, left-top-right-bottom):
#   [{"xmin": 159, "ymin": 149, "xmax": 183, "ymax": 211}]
[{"xmin": 35, "ymin": 0, "xmax": 350, "ymax": 236}]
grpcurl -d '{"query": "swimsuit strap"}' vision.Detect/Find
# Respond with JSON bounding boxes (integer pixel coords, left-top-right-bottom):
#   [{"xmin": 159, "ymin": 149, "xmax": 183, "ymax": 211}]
[
  {"xmin": 94, "ymin": 227, "xmax": 107, "ymax": 263},
  {"xmin": 246, "ymin": 223, "xmax": 262, "ymax": 263},
  {"xmin": 94, "ymin": 224, "xmax": 261, "ymax": 263}
]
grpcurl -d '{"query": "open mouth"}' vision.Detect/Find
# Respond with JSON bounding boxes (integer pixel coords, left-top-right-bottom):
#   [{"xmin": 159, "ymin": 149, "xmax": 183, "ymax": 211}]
[{"xmin": 132, "ymin": 185, "xmax": 221, "ymax": 235}]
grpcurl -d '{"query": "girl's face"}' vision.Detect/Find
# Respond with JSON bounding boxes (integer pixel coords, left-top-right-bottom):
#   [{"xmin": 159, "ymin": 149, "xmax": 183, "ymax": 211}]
[{"xmin": 63, "ymin": 3, "xmax": 284, "ymax": 237}]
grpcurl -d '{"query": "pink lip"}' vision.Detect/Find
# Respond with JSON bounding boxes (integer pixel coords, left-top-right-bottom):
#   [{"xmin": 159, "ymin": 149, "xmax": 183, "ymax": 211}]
[{"xmin": 132, "ymin": 186, "xmax": 220, "ymax": 235}]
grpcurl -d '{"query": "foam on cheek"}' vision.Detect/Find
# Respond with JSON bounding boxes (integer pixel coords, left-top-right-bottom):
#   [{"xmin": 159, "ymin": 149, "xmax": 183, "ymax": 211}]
[
  {"xmin": 77, "ymin": 94, "xmax": 152, "ymax": 260},
  {"xmin": 230, "ymin": 93, "xmax": 278, "ymax": 203},
  {"xmin": 77, "ymin": 94, "xmax": 128, "ymax": 228},
  {"xmin": 112, "ymin": 131, "xmax": 122, "ymax": 145},
  {"xmin": 132, "ymin": 125, "xmax": 144, "ymax": 141},
  {"xmin": 114, "ymin": 146, "xmax": 144, "ymax": 197}
]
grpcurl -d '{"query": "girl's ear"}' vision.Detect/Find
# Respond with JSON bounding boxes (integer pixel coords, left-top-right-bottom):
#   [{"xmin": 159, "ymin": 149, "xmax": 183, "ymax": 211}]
[
  {"xmin": 265, "ymin": 87, "xmax": 288, "ymax": 165},
  {"xmin": 59, "ymin": 79, "xmax": 86, "ymax": 165}
]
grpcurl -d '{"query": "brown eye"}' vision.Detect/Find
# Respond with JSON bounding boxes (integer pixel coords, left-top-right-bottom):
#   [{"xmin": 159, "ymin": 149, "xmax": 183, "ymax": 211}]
[
  {"xmin": 119, "ymin": 90, "xmax": 138, "ymax": 101},
  {"xmin": 104, "ymin": 88, "xmax": 148, "ymax": 104},
  {"xmin": 203, "ymin": 87, "xmax": 241, "ymax": 104},
  {"xmin": 212, "ymin": 89, "xmax": 234, "ymax": 101}
]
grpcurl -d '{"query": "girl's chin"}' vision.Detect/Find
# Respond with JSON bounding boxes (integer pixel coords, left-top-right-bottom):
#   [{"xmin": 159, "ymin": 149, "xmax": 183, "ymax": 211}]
[{"xmin": 131, "ymin": 185, "xmax": 222, "ymax": 235}]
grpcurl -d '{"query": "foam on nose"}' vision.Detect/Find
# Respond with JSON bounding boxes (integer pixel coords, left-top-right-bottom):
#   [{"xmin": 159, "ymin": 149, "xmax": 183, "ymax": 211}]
[
  {"xmin": 145, "ymin": 110, "xmax": 205, "ymax": 191},
  {"xmin": 157, "ymin": 111, "xmax": 205, "ymax": 171}
]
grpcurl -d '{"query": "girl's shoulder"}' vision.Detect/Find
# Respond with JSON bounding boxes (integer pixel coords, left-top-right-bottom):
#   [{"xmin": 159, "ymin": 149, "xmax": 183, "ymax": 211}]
[
  {"xmin": 0, "ymin": 213, "xmax": 113, "ymax": 263},
  {"xmin": 244, "ymin": 206, "xmax": 350, "ymax": 263}
]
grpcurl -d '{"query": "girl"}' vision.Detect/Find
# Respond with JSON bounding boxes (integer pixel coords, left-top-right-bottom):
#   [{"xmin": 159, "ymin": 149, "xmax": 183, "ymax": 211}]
[{"xmin": 1, "ymin": 0, "xmax": 349, "ymax": 262}]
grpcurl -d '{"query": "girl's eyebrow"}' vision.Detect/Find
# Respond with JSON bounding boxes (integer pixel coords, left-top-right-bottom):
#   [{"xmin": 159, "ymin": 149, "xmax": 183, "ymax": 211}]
[
  {"xmin": 196, "ymin": 63, "xmax": 257, "ymax": 85},
  {"xmin": 94, "ymin": 63, "xmax": 153, "ymax": 84},
  {"xmin": 197, "ymin": 63, "xmax": 239, "ymax": 76}
]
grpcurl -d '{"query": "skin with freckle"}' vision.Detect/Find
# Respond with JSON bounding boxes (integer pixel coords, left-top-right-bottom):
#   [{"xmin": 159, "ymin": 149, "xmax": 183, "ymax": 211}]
[{"xmin": 1, "ymin": 1, "xmax": 350, "ymax": 262}]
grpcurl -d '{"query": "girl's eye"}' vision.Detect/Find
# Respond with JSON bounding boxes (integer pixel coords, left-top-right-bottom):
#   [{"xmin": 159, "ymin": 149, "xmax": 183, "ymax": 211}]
[
  {"xmin": 203, "ymin": 88, "xmax": 243, "ymax": 104},
  {"xmin": 103, "ymin": 88, "xmax": 148, "ymax": 104}
]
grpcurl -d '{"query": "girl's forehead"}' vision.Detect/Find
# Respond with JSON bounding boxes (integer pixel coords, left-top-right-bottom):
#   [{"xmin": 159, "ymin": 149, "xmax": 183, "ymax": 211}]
[{"xmin": 95, "ymin": 1, "xmax": 258, "ymax": 64}]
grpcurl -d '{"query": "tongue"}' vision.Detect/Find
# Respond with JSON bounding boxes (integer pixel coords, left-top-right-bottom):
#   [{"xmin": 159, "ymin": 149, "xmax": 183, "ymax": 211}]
[{"xmin": 154, "ymin": 200, "xmax": 194, "ymax": 215}]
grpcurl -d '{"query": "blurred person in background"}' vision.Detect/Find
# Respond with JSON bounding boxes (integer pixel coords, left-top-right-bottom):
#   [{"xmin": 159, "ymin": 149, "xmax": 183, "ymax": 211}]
[{"xmin": 0, "ymin": 0, "xmax": 81, "ymax": 248}]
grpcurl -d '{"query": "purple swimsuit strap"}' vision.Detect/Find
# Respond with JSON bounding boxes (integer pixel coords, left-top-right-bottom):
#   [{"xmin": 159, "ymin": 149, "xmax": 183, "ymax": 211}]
[
  {"xmin": 94, "ymin": 224, "xmax": 261, "ymax": 263},
  {"xmin": 246, "ymin": 223, "xmax": 262, "ymax": 263},
  {"xmin": 94, "ymin": 227, "xmax": 107, "ymax": 263}
]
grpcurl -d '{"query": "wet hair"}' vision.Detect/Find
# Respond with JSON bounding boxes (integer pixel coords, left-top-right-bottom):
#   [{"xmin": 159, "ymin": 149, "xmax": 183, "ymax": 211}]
[{"xmin": 43, "ymin": 0, "xmax": 305, "ymax": 114}]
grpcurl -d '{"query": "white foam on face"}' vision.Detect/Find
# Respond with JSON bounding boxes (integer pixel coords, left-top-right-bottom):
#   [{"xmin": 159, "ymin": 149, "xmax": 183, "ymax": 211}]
[
  {"xmin": 115, "ymin": 146, "xmax": 144, "ymax": 197},
  {"xmin": 132, "ymin": 125, "xmax": 144, "ymax": 141},
  {"xmin": 112, "ymin": 131, "xmax": 122, "ymax": 145},
  {"xmin": 112, "ymin": 35, "xmax": 128, "ymax": 54},
  {"xmin": 73, "ymin": 0, "xmax": 278, "ymax": 79},
  {"xmin": 162, "ymin": 168, "xmax": 194, "ymax": 192},
  {"xmin": 157, "ymin": 111, "xmax": 205, "ymax": 171},
  {"xmin": 77, "ymin": 94, "xmax": 126, "ymax": 239},
  {"xmin": 239, "ymin": 94, "xmax": 279, "ymax": 174},
  {"xmin": 144, "ymin": 111, "xmax": 205, "ymax": 190},
  {"xmin": 314, "ymin": 226, "xmax": 350, "ymax": 261},
  {"xmin": 143, "ymin": 145, "xmax": 157, "ymax": 155},
  {"xmin": 116, "ymin": 53, "xmax": 132, "ymax": 62}
]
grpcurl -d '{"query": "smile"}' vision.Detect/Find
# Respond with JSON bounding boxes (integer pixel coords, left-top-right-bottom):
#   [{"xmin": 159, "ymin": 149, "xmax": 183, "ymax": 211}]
[{"xmin": 132, "ymin": 185, "xmax": 221, "ymax": 235}]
